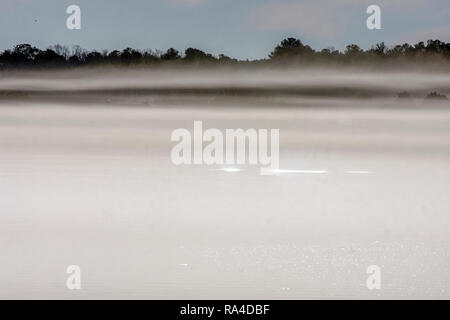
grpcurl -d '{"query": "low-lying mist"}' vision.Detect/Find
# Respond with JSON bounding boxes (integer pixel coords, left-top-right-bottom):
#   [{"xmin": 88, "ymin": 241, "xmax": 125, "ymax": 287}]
[{"xmin": 0, "ymin": 68, "xmax": 449, "ymax": 107}]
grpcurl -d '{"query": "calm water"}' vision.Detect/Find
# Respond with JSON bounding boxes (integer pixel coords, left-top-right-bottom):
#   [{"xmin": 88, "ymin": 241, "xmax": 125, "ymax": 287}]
[{"xmin": 1, "ymin": 70, "xmax": 450, "ymax": 299}]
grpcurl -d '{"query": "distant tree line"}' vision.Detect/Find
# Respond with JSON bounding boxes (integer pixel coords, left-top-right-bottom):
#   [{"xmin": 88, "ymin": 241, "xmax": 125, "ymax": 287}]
[{"xmin": 1, "ymin": 38, "xmax": 449, "ymax": 69}]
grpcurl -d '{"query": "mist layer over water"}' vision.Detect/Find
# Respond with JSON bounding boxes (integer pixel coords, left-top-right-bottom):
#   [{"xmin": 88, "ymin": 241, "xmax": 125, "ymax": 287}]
[{"xmin": 1, "ymin": 69, "xmax": 450, "ymax": 299}]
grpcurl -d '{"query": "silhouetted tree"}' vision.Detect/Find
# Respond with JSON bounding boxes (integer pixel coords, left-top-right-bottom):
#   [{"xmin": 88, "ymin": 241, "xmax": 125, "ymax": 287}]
[
  {"xmin": 344, "ymin": 44, "xmax": 363, "ymax": 56},
  {"xmin": 369, "ymin": 42, "xmax": 386, "ymax": 56},
  {"xmin": 184, "ymin": 48, "xmax": 216, "ymax": 61},
  {"xmin": 269, "ymin": 38, "xmax": 314, "ymax": 60},
  {"xmin": 34, "ymin": 49, "xmax": 66, "ymax": 66},
  {"xmin": 84, "ymin": 51, "xmax": 104, "ymax": 64},
  {"xmin": 1, "ymin": 38, "xmax": 449, "ymax": 69},
  {"xmin": 161, "ymin": 48, "xmax": 180, "ymax": 60},
  {"xmin": 218, "ymin": 54, "xmax": 236, "ymax": 63},
  {"xmin": 49, "ymin": 45, "xmax": 70, "ymax": 60},
  {"xmin": 142, "ymin": 49, "xmax": 160, "ymax": 64},
  {"xmin": 120, "ymin": 48, "xmax": 142, "ymax": 64},
  {"xmin": 5, "ymin": 44, "xmax": 40, "ymax": 66}
]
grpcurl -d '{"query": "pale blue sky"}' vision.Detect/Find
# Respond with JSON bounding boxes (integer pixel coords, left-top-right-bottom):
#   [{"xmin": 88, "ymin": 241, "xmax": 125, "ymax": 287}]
[{"xmin": 0, "ymin": 0, "xmax": 449, "ymax": 59}]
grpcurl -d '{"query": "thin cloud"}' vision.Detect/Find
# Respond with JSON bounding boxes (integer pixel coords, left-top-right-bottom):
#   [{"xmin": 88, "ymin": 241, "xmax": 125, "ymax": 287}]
[
  {"xmin": 248, "ymin": 0, "xmax": 446, "ymax": 38},
  {"xmin": 248, "ymin": 0, "xmax": 355, "ymax": 38}
]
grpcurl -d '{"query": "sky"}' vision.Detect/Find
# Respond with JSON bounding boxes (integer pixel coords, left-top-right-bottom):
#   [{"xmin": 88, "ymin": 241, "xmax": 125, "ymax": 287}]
[{"xmin": 0, "ymin": 0, "xmax": 449, "ymax": 59}]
